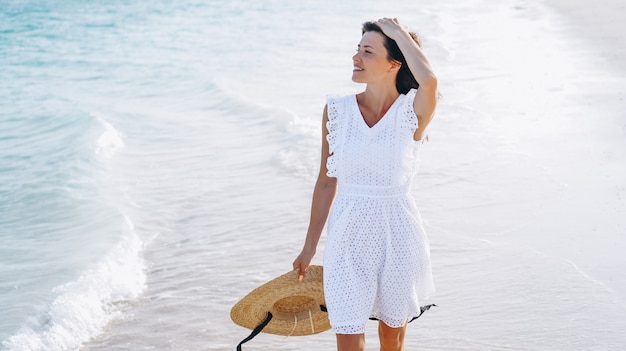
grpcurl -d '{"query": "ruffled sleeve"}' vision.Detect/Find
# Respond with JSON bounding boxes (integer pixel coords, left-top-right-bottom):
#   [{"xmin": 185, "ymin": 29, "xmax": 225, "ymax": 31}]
[
  {"xmin": 400, "ymin": 88, "xmax": 419, "ymax": 135},
  {"xmin": 399, "ymin": 88, "xmax": 426, "ymax": 175},
  {"xmin": 325, "ymin": 95, "xmax": 346, "ymax": 178}
]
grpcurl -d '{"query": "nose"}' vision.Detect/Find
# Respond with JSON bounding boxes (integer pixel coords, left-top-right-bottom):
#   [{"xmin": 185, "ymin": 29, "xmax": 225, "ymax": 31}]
[{"xmin": 352, "ymin": 52, "xmax": 360, "ymax": 62}]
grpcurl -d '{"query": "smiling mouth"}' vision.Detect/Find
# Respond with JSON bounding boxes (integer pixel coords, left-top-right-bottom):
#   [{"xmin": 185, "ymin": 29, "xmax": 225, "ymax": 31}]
[{"xmin": 353, "ymin": 67, "xmax": 364, "ymax": 71}]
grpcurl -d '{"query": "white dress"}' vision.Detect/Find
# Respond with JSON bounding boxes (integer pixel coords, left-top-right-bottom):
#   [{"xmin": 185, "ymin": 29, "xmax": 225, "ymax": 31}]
[{"xmin": 323, "ymin": 89, "xmax": 435, "ymax": 334}]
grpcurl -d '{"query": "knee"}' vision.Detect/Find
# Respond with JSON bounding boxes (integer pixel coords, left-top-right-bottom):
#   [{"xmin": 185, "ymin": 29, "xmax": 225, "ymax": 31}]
[
  {"xmin": 379, "ymin": 323, "xmax": 406, "ymax": 351},
  {"xmin": 336, "ymin": 333, "xmax": 365, "ymax": 351},
  {"xmin": 379, "ymin": 333, "xmax": 403, "ymax": 351}
]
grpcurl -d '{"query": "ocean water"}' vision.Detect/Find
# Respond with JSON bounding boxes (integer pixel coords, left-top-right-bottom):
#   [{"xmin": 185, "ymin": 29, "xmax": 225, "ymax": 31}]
[{"xmin": 1, "ymin": 0, "xmax": 625, "ymax": 350}]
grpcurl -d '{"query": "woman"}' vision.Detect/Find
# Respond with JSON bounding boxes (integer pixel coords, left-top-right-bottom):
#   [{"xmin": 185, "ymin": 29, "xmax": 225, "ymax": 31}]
[{"xmin": 293, "ymin": 18, "xmax": 438, "ymax": 351}]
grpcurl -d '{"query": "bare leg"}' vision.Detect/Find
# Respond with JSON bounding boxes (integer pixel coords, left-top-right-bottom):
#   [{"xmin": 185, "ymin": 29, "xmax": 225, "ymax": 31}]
[
  {"xmin": 336, "ymin": 333, "xmax": 365, "ymax": 351},
  {"xmin": 378, "ymin": 321, "xmax": 407, "ymax": 351}
]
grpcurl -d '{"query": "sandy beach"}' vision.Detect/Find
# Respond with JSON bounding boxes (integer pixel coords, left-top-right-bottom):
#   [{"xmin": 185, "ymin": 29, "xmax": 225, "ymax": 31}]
[
  {"xmin": 545, "ymin": 0, "xmax": 626, "ymax": 72},
  {"xmin": 529, "ymin": 0, "xmax": 626, "ymax": 299}
]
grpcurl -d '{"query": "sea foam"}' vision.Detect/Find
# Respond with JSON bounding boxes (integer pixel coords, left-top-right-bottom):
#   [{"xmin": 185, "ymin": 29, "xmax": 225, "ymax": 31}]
[{"xmin": 2, "ymin": 218, "xmax": 145, "ymax": 351}]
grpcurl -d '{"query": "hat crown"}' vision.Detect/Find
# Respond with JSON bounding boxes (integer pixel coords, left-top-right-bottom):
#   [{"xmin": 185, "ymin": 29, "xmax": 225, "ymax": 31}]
[{"xmin": 272, "ymin": 296, "xmax": 318, "ymax": 321}]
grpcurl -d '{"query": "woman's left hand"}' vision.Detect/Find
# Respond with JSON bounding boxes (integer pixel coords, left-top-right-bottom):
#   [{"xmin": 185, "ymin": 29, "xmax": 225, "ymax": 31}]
[{"xmin": 376, "ymin": 17, "xmax": 408, "ymax": 39}]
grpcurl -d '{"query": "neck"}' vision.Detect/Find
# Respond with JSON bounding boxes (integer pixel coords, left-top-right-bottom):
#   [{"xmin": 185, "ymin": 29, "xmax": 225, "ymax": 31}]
[{"xmin": 361, "ymin": 83, "xmax": 400, "ymax": 115}]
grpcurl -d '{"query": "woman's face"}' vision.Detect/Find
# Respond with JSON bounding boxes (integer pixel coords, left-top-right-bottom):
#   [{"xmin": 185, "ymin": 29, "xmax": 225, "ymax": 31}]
[{"xmin": 352, "ymin": 31, "xmax": 396, "ymax": 84}]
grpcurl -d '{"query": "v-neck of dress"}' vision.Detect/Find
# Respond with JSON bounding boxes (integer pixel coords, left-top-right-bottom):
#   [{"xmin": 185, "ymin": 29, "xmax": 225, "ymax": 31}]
[{"xmin": 354, "ymin": 93, "xmax": 403, "ymax": 130}]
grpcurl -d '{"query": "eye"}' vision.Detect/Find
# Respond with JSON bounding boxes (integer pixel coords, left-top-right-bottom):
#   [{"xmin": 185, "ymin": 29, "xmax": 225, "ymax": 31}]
[{"xmin": 356, "ymin": 46, "xmax": 372, "ymax": 54}]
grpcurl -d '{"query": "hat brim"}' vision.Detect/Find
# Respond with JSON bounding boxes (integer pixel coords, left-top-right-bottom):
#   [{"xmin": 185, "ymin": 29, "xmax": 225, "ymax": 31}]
[{"xmin": 230, "ymin": 265, "xmax": 330, "ymax": 336}]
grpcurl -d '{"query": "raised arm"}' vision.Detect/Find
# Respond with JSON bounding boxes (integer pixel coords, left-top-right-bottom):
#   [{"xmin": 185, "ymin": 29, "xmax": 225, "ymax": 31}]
[
  {"xmin": 292, "ymin": 105, "xmax": 338, "ymax": 280},
  {"xmin": 378, "ymin": 18, "xmax": 438, "ymax": 141}
]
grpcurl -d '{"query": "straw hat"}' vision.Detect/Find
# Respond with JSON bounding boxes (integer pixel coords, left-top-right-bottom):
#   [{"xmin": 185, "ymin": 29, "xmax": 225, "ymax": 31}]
[{"xmin": 230, "ymin": 265, "xmax": 330, "ymax": 337}]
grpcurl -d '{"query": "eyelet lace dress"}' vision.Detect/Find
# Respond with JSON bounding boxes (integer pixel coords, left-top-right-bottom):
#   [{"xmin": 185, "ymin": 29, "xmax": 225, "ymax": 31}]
[{"xmin": 323, "ymin": 89, "xmax": 435, "ymax": 334}]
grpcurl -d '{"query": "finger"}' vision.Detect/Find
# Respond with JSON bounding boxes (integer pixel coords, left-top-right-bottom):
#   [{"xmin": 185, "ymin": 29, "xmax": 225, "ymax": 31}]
[
  {"xmin": 298, "ymin": 264, "xmax": 309, "ymax": 282},
  {"xmin": 298, "ymin": 265, "xmax": 306, "ymax": 281},
  {"xmin": 293, "ymin": 262, "xmax": 304, "ymax": 281}
]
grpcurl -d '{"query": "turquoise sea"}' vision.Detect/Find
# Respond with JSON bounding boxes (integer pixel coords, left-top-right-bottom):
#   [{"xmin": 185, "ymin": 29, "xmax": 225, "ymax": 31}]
[{"xmin": 1, "ymin": 0, "xmax": 626, "ymax": 350}]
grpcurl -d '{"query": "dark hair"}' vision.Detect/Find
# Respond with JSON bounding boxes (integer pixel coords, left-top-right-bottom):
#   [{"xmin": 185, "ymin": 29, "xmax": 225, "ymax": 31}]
[{"xmin": 362, "ymin": 21, "xmax": 421, "ymax": 94}]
